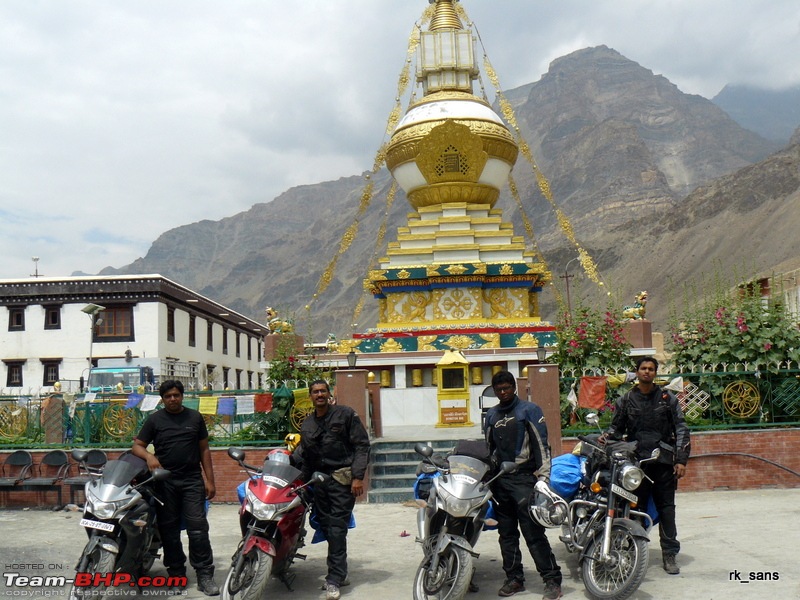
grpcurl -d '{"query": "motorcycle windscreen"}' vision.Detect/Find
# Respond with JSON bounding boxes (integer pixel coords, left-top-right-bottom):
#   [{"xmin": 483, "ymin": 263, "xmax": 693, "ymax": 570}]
[
  {"xmin": 98, "ymin": 460, "xmax": 145, "ymax": 487},
  {"xmin": 258, "ymin": 461, "xmax": 302, "ymax": 489},
  {"xmin": 444, "ymin": 455, "xmax": 489, "ymax": 498}
]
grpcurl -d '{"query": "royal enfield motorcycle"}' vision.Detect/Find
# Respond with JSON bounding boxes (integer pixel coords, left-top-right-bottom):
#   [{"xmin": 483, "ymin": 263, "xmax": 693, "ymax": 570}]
[
  {"xmin": 68, "ymin": 450, "xmax": 170, "ymax": 600},
  {"xmin": 221, "ymin": 447, "xmax": 325, "ymax": 600},
  {"xmin": 412, "ymin": 441, "xmax": 517, "ymax": 600},
  {"xmin": 529, "ymin": 416, "xmax": 660, "ymax": 600}
]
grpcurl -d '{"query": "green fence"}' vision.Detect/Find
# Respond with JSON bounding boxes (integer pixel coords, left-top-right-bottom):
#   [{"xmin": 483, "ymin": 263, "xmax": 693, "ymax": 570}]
[{"xmin": 560, "ymin": 363, "xmax": 800, "ymax": 434}]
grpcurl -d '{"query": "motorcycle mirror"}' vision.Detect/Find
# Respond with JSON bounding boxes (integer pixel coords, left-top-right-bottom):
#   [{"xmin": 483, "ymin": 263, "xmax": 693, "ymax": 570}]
[
  {"xmin": 72, "ymin": 449, "xmax": 88, "ymax": 463},
  {"xmin": 311, "ymin": 472, "xmax": 329, "ymax": 484},
  {"xmin": 499, "ymin": 461, "xmax": 519, "ymax": 474},
  {"xmin": 228, "ymin": 447, "xmax": 246, "ymax": 462},
  {"xmin": 414, "ymin": 442, "xmax": 433, "ymax": 458},
  {"xmin": 585, "ymin": 413, "xmax": 600, "ymax": 426},
  {"xmin": 151, "ymin": 468, "xmax": 171, "ymax": 482},
  {"xmin": 650, "ymin": 448, "xmax": 661, "ymax": 460}
]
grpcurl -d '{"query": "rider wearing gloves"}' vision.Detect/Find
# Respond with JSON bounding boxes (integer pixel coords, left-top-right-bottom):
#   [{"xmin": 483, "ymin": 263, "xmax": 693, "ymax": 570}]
[
  {"xmin": 484, "ymin": 370, "xmax": 563, "ymax": 599},
  {"xmin": 604, "ymin": 356, "xmax": 691, "ymax": 575}
]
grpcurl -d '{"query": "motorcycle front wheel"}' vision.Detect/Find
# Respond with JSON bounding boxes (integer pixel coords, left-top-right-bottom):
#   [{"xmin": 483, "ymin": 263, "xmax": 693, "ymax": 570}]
[
  {"xmin": 68, "ymin": 547, "xmax": 116, "ymax": 600},
  {"xmin": 221, "ymin": 548, "xmax": 273, "ymax": 600},
  {"xmin": 581, "ymin": 524, "xmax": 649, "ymax": 600},
  {"xmin": 412, "ymin": 545, "xmax": 472, "ymax": 600}
]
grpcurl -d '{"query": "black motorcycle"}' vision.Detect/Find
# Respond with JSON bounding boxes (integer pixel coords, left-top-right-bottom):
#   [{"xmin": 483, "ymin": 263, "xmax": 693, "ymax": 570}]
[
  {"xmin": 68, "ymin": 450, "xmax": 170, "ymax": 599},
  {"xmin": 529, "ymin": 417, "xmax": 660, "ymax": 600}
]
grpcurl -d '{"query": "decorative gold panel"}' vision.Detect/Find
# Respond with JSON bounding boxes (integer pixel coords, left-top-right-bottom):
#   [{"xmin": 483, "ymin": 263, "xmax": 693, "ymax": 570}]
[
  {"xmin": 417, "ymin": 120, "xmax": 487, "ymax": 185},
  {"xmin": 434, "ymin": 288, "xmax": 481, "ymax": 320},
  {"xmin": 479, "ymin": 333, "xmax": 500, "ymax": 348},
  {"xmin": 515, "ymin": 333, "xmax": 538, "ymax": 348},
  {"xmin": 445, "ymin": 264, "xmax": 468, "ymax": 275},
  {"xmin": 401, "ymin": 291, "xmax": 432, "ymax": 322},
  {"xmin": 483, "ymin": 288, "xmax": 527, "ymax": 319},
  {"xmin": 409, "ymin": 182, "xmax": 498, "ymax": 208},
  {"xmin": 380, "ymin": 339, "xmax": 403, "ymax": 353},
  {"xmin": 418, "ymin": 335, "xmax": 439, "ymax": 351},
  {"xmin": 378, "ymin": 298, "xmax": 388, "ymax": 323},
  {"xmin": 426, "ymin": 265, "xmax": 442, "ymax": 277},
  {"xmin": 444, "ymin": 335, "xmax": 475, "ymax": 350}
]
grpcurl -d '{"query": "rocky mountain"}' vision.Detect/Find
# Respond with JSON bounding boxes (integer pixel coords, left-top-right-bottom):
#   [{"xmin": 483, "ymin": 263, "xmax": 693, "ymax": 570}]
[
  {"xmin": 100, "ymin": 47, "xmax": 799, "ymax": 340},
  {"xmin": 713, "ymin": 84, "xmax": 800, "ymax": 143}
]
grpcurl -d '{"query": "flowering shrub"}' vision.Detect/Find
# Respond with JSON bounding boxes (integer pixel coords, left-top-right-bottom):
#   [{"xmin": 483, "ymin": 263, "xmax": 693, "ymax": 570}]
[
  {"xmin": 553, "ymin": 303, "xmax": 633, "ymax": 373},
  {"xmin": 668, "ymin": 282, "xmax": 800, "ymax": 369},
  {"xmin": 267, "ymin": 335, "xmax": 328, "ymax": 385}
]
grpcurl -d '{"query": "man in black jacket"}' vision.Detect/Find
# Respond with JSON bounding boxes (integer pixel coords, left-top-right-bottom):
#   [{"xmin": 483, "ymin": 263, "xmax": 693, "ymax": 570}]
[
  {"xmin": 298, "ymin": 380, "xmax": 370, "ymax": 600},
  {"xmin": 484, "ymin": 371, "xmax": 562, "ymax": 599},
  {"xmin": 605, "ymin": 356, "xmax": 691, "ymax": 575}
]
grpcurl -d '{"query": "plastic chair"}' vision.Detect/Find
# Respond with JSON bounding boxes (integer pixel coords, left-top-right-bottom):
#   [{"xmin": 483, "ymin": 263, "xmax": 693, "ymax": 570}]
[
  {"xmin": 64, "ymin": 449, "xmax": 107, "ymax": 505},
  {"xmin": 0, "ymin": 450, "xmax": 33, "ymax": 486}
]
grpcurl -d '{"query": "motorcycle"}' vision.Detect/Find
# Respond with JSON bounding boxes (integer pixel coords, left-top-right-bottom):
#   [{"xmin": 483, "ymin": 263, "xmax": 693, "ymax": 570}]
[
  {"xmin": 529, "ymin": 415, "xmax": 660, "ymax": 600},
  {"xmin": 68, "ymin": 450, "xmax": 170, "ymax": 600},
  {"xmin": 221, "ymin": 447, "xmax": 326, "ymax": 600},
  {"xmin": 412, "ymin": 441, "xmax": 518, "ymax": 600}
]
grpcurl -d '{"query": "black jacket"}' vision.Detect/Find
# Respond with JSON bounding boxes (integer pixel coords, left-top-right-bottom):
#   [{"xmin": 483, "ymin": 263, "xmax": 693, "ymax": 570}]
[
  {"xmin": 484, "ymin": 396, "xmax": 551, "ymax": 479},
  {"xmin": 298, "ymin": 405, "xmax": 371, "ymax": 481},
  {"xmin": 607, "ymin": 385, "xmax": 691, "ymax": 465}
]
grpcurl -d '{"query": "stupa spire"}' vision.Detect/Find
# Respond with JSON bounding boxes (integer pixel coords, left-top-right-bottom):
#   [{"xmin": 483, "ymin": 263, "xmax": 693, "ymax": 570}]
[{"xmin": 429, "ymin": 0, "xmax": 463, "ymax": 31}]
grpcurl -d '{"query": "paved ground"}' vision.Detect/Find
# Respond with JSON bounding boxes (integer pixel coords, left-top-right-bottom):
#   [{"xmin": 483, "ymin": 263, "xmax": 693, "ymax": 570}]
[{"xmin": 2, "ymin": 488, "xmax": 799, "ymax": 599}]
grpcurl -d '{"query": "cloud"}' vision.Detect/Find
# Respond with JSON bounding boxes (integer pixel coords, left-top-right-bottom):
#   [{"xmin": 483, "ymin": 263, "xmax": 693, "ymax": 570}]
[{"xmin": 0, "ymin": 0, "xmax": 798, "ymax": 278}]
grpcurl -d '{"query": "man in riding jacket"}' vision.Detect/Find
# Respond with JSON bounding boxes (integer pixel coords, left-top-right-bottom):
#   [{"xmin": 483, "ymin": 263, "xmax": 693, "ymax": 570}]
[
  {"xmin": 605, "ymin": 356, "xmax": 691, "ymax": 575},
  {"xmin": 298, "ymin": 379, "xmax": 370, "ymax": 600},
  {"xmin": 484, "ymin": 371, "xmax": 563, "ymax": 599}
]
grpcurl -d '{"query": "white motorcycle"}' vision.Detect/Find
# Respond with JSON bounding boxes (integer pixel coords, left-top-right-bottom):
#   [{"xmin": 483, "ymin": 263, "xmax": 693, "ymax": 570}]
[{"xmin": 412, "ymin": 441, "xmax": 517, "ymax": 600}]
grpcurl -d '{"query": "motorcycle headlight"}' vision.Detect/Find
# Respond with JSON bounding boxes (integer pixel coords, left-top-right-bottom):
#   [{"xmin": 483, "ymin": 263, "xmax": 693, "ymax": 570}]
[
  {"xmin": 245, "ymin": 488, "xmax": 298, "ymax": 521},
  {"xmin": 620, "ymin": 465, "xmax": 644, "ymax": 491},
  {"xmin": 86, "ymin": 489, "xmax": 130, "ymax": 519},
  {"xmin": 437, "ymin": 486, "xmax": 480, "ymax": 518}
]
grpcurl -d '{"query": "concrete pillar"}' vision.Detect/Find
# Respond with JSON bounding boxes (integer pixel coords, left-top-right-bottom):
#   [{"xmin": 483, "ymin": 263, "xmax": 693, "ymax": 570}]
[
  {"xmin": 527, "ymin": 364, "xmax": 562, "ymax": 458},
  {"xmin": 623, "ymin": 320, "xmax": 653, "ymax": 349}
]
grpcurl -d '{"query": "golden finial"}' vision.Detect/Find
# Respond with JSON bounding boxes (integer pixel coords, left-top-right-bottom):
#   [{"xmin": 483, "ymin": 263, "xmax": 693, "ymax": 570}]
[{"xmin": 429, "ymin": 0, "xmax": 462, "ymax": 31}]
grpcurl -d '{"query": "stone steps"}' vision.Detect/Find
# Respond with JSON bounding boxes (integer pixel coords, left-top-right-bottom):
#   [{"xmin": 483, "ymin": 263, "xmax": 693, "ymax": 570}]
[{"xmin": 367, "ymin": 440, "xmax": 460, "ymax": 504}]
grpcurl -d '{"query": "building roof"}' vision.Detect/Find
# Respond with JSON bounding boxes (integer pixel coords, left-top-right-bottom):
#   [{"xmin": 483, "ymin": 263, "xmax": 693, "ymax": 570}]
[{"xmin": 0, "ymin": 274, "xmax": 266, "ymax": 335}]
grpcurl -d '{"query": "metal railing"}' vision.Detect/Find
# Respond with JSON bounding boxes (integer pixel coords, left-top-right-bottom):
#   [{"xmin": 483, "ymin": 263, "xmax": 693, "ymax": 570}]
[
  {"xmin": 0, "ymin": 384, "xmax": 312, "ymax": 449},
  {"xmin": 560, "ymin": 362, "xmax": 800, "ymax": 434}
]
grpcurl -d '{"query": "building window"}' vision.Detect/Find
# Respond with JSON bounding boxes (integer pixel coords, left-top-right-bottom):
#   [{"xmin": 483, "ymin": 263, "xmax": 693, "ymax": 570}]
[
  {"xmin": 5, "ymin": 361, "xmax": 24, "ymax": 387},
  {"xmin": 222, "ymin": 367, "xmax": 230, "ymax": 389},
  {"xmin": 41, "ymin": 360, "xmax": 61, "ymax": 386},
  {"xmin": 236, "ymin": 334, "xmax": 241, "ymax": 358},
  {"xmin": 95, "ymin": 306, "xmax": 134, "ymax": 341},
  {"xmin": 44, "ymin": 305, "xmax": 61, "ymax": 330},
  {"xmin": 247, "ymin": 370, "xmax": 253, "ymax": 388},
  {"xmin": 8, "ymin": 307, "xmax": 25, "ymax": 331},
  {"xmin": 167, "ymin": 307, "xmax": 175, "ymax": 342},
  {"xmin": 189, "ymin": 315, "xmax": 196, "ymax": 347},
  {"xmin": 235, "ymin": 369, "xmax": 243, "ymax": 389},
  {"xmin": 247, "ymin": 337, "xmax": 252, "ymax": 361},
  {"xmin": 257, "ymin": 373, "xmax": 263, "ymax": 389},
  {"xmin": 207, "ymin": 321, "xmax": 214, "ymax": 351},
  {"xmin": 222, "ymin": 327, "xmax": 229, "ymax": 355}
]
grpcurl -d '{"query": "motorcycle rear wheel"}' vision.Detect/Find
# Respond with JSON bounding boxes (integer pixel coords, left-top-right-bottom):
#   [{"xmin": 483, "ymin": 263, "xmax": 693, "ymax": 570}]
[
  {"xmin": 412, "ymin": 545, "xmax": 472, "ymax": 600},
  {"xmin": 68, "ymin": 547, "xmax": 116, "ymax": 600},
  {"xmin": 581, "ymin": 524, "xmax": 649, "ymax": 600},
  {"xmin": 221, "ymin": 549, "xmax": 273, "ymax": 600}
]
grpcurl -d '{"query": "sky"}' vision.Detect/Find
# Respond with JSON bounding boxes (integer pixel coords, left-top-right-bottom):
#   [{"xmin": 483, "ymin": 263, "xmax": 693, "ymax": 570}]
[{"xmin": 1, "ymin": 0, "xmax": 799, "ymax": 280}]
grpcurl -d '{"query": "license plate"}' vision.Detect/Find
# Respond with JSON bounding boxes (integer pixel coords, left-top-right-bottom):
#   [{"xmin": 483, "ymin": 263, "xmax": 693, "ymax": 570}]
[
  {"xmin": 80, "ymin": 518, "xmax": 115, "ymax": 532},
  {"xmin": 611, "ymin": 484, "xmax": 638, "ymax": 504}
]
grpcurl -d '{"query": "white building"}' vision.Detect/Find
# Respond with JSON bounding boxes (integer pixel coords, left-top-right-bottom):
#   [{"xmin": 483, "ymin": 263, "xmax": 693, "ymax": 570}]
[{"xmin": 0, "ymin": 274, "xmax": 266, "ymax": 395}]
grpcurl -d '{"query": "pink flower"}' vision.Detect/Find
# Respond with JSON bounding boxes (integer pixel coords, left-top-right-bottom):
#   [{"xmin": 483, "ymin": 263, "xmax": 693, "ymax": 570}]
[{"xmin": 764, "ymin": 342, "xmax": 772, "ymax": 351}]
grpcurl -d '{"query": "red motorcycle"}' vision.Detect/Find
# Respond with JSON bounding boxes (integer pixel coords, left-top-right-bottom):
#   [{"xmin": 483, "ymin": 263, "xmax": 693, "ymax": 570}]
[{"xmin": 221, "ymin": 447, "xmax": 324, "ymax": 600}]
